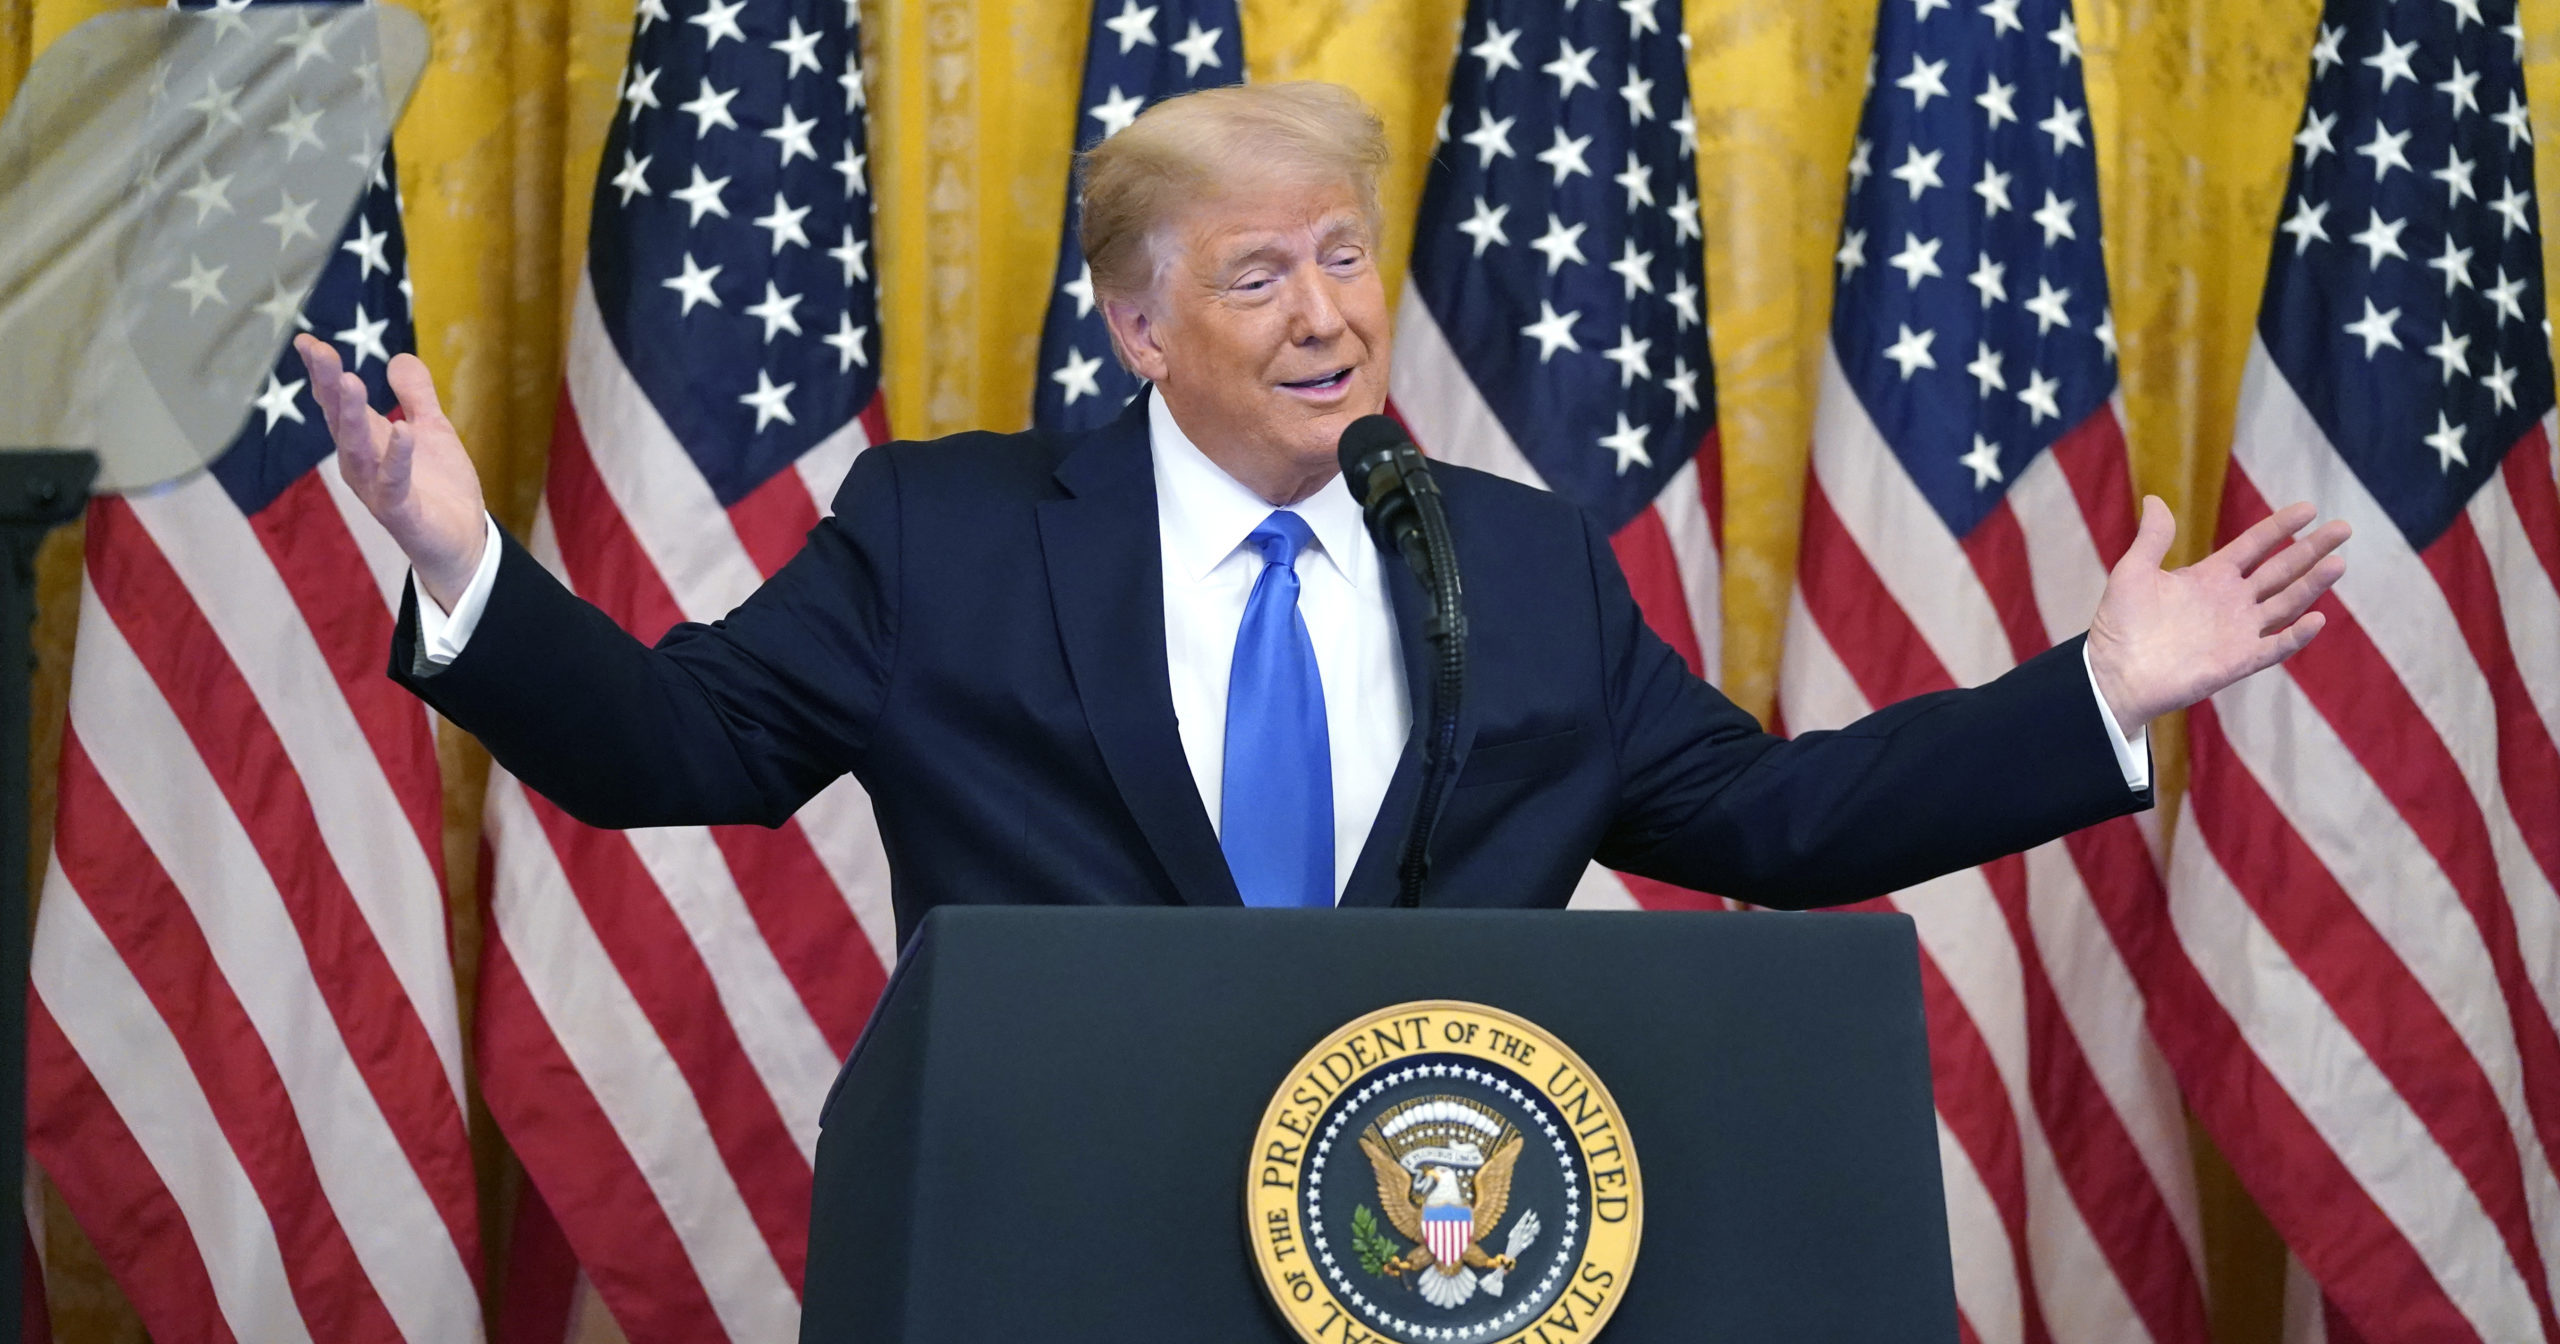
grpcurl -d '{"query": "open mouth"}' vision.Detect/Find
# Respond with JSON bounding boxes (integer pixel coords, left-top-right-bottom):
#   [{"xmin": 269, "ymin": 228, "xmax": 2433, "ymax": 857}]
[{"xmin": 1279, "ymin": 368, "xmax": 1353, "ymax": 392}]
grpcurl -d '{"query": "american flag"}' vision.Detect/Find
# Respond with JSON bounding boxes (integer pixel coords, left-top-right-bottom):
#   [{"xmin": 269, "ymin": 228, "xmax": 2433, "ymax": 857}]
[
  {"xmin": 478, "ymin": 0, "xmax": 892, "ymax": 1338},
  {"xmin": 1029, "ymin": 0, "xmax": 1241, "ymax": 432},
  {"xmin": 1775, "ymin": 0, "xmax": 2214, "ymax": 1340},
  {"xmin": 2156, "ymin": 0, "xmax": 2560, "ymax": 1338},
  {"xmin": 1388, "ymin": 0, "xmax": 1723, "ymax": 912},
  {"xmin": 26, "ymin": 6, "xmax": 482, "ymax": 1342}
]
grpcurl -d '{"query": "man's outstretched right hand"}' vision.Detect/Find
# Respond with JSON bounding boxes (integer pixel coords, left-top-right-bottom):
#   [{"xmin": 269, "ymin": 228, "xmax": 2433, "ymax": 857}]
[{"xmin": 294, "ymin": 334, "xmax": 489, "ymax": 612}]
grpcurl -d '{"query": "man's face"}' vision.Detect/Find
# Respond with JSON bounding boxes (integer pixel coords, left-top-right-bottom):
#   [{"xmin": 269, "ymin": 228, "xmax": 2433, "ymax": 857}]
[{"xmin": 1105, "ymin": 176, "xmax": 1391, "ymax": 503}]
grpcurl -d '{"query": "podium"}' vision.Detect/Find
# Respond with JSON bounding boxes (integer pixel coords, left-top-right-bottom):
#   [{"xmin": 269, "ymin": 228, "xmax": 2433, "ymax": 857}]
[{"xmin": 805, "ymin": 907, "xmax": 1958, "ymax": 1342}]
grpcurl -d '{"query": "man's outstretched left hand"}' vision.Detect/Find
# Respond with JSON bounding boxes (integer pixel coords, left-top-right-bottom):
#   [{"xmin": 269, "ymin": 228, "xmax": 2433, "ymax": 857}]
[{"xmin": 2085, "ymin": 496, "xmax": 2351, "ymax": 737}]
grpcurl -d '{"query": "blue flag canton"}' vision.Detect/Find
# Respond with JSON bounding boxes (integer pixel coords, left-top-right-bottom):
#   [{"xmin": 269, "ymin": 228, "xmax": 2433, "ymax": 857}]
[
  {"xmin": 588, "ymin": 0, "xmax": 881, "ymax": 507},
  {"xmin": 1831, "ymin": 0, "xmax": 2116, "ymax": 543},
  {"xmin": 218, "ymin": 154, "xmax": 414, "ymax": 518},
  {"xmin": 1031, "ymin": 0, "xmax": 1243, "ymax": 433},
  {"xmin": 1408, "ymin": 0, "xmax": 1715, "ymax": 535},
  {"xmin": 2257, "ymin": 0, "xmax": 2551, "ymax": 552},
  {"xmin": 159, "ymin": 0, "xmax": 417, "ymax": 520}
]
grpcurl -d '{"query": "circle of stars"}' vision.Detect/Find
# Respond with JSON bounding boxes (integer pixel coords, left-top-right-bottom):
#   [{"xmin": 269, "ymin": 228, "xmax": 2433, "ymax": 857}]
[{"xmin": 1297, "ymin": 1056, "xmax": 1589, "ymax": 1343}]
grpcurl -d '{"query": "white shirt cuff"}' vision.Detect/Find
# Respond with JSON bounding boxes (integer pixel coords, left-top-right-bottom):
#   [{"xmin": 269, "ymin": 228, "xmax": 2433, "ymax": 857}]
[
  {"xmin": 413, "ymin": 515, "xmax": 501, "ymax": 666},
  {"xmin": 2082, "ymin": 641, "xmax": 2152, "ymax": 793}
]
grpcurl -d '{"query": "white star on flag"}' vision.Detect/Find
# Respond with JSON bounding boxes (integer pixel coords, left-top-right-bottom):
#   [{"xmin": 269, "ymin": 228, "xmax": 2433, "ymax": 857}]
[{"xmin": 1050, "ymin": 347, "xmax": 1104, "ymax": 403}]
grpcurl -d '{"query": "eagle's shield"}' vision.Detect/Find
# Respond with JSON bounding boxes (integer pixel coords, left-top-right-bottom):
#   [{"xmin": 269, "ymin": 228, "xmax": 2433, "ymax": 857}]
[{"xmin": 1422, "ymin": 1205, "xmax": 1472, "ymax": 1268}]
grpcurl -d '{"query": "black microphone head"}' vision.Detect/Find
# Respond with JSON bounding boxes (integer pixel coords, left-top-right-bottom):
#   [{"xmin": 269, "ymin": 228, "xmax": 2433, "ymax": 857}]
[
  {"xmin": 1337, "ymin": 414, "xmax": 1410, "ymax": 478},
  {"xmin": 1339, "ymin": 414, "xmax": 1428, "ymax": 562}
]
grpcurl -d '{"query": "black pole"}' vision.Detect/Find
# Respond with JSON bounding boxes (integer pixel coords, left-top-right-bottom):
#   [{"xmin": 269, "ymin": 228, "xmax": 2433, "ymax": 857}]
[
  {"xmin": 1394, "ymin": 472, "xmax": 1465, "ymax": 910},
  {"xmin": 0, "ymin": 450, "xmax": 97, "ymax": 1344},
  {"xmin": 1336, "ymin": 418, "xmax": 1471, "ymax": 911}
]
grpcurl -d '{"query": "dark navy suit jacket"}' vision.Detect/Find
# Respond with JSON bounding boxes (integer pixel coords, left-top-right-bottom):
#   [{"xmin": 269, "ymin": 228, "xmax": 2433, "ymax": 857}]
[{"xmin": 393, "ymin": 400, "xmax": 2146, "ymax": 944}]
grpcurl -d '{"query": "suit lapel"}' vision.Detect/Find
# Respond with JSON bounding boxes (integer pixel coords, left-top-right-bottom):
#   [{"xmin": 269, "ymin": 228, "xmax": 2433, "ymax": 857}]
[
  {"xmin": 1338, "ymin": 552, "xmax": 1478, "ymax": 908},
  {"xmin": 1037, "ymin": 401, "xmax": 1242, "ymax": 908}
]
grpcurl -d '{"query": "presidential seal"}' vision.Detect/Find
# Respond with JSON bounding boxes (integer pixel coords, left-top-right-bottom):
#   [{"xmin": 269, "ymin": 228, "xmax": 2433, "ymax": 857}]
[{"xmin": 1248, "ymin": 1001, "xmax": 1642, "ymax": 1344}]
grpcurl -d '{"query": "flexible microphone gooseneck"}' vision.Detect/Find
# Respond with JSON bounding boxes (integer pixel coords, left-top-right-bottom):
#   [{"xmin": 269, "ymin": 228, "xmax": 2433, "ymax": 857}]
[{"xmin": 1338, "ymin": 415, "xmax": 1464, "ymax": 910}]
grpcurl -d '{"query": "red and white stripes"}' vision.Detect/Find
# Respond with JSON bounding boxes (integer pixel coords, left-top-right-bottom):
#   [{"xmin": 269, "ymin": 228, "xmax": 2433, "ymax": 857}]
[
  {"xmin": 27, "ymin": 465, "xmax": 481, "ymax": 1344},
  {"xmin": 477, "ymin": 279, "xmax": 894, "ymax": 1341},
  {"xmin": 1777, "ymin": 346, "xmax": 2210, "ymax": 1344},
  {"xmin": 2157, "ymin": 340, "xmax": 2560, "ymax": 1344}
]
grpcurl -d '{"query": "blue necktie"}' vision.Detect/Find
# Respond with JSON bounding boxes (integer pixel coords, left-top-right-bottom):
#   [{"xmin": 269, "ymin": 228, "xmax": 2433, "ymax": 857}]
[{"xmin": 1221, "ymin": 512, "xmax": 1333, "ymax": 908}]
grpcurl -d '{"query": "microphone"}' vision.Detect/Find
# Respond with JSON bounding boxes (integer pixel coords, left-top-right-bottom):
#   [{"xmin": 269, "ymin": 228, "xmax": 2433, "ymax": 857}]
[
  {"xmin": 1336, "ymin": 415, "xmax": 1465, "ymax": 909},
  {"xmin": 1337, "ymin": 414, "xmax": 1439, "ymax": 585}
]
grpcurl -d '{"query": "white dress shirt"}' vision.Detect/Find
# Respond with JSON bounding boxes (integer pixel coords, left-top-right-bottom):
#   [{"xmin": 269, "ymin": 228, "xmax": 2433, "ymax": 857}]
[
  {"xmin": 414, "ymin": 412, "xmax": 2149, "ymax": 892},
  {"xmin": 1149, "ymin": 395, "xmax": 1410, "ymax": 901},
  {"xmin": 415, "ymin": 516, "xmax": 501, "ymax": 665}
]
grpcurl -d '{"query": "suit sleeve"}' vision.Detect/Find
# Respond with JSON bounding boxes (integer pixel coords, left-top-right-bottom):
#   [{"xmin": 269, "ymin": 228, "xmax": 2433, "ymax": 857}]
[
  {"xmin": 1583, "ymin": 512, "xmax": 2148, "ymax": 909},
  {"xmin": 388, "ymin": 446, "xmax": 906, "ymax": 829}
]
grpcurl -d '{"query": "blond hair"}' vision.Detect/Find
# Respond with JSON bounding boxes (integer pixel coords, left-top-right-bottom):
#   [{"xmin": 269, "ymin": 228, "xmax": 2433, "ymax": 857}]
[{"xmin": 1076, "ymin": 81, "xmax": 1390, "ymax": 300}]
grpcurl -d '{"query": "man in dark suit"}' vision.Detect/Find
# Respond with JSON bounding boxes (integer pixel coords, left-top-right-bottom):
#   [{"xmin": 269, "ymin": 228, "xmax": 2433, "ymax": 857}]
[{"xmin": 293, "ymin": 83, "xmax": 2347, "ymax": 941}]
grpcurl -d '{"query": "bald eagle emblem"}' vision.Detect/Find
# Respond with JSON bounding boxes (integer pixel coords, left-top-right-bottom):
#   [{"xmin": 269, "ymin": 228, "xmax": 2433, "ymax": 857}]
[{"xmin": 1354, "ymin": 1095, "xmax": 1544, "ymax": 1310}]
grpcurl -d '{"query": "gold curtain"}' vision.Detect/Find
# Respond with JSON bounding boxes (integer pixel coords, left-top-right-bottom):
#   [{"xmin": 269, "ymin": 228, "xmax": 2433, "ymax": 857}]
[{"xmin": 8, "ymin": 0, "xmax": 2560, "ymax": 1339}]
